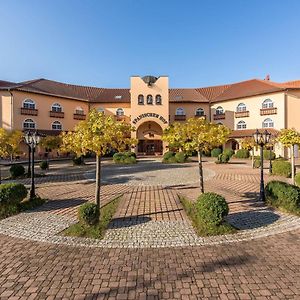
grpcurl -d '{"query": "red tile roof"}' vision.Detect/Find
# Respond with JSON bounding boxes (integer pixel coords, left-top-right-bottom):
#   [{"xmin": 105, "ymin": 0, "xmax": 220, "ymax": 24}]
[
  {"xmin": 229, "ymin": 128, "xmax": 279, "ymax": 139},
  {"xmin": 196, "ymin": 84, "xmax": 231, "ymax": 101},
  {"xmin": 169, "ymin": 88, "xmax": 208, "ymax": 102}
]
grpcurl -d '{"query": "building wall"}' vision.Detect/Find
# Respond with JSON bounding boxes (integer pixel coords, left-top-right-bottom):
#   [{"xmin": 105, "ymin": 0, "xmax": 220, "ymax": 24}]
[
  {"xmin": 89, "ymin": 102, "xmax": 131, "ymax": 121},
  {"xmin": 0, "ymin": 91, "xmax": 13, "ymax": 130},
  {"xmin": 12, "ymin": 91, "xmax": 89, "ymax": 131},
  {"xmin": 211, "ymin": 92, "xmax": 285, "ymax": 131},
  {"xmin": 286, "ymin": 90, "xmax": 300, "ymax": 131}
]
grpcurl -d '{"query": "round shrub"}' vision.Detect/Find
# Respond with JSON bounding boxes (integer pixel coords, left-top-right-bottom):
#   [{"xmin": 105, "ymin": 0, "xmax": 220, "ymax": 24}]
[
  {"xmin": 223, "ymin": 149, "xmax": 234, "ymax": 158},
  {"xmin": 163, "ymin": 151, "xmax": 175, "ymax": 160},
  {"xmin": 235, "ymin": 149, "xmax": 250, "ymax": 159},
  {"xmin": 263, "ymin": 150, "xmax": 276, "ymax": 160},
  {"xmin": 295, "ymin": 173, "xmax": 300, "ymax": 187},
  {"xmin": 73, "ymin": 156, "xmax": 84, "ymax": 165},
  {"xmin": 78, "ymin": 203, "xmax": 99, "ymax": 226},
  {"xmin": 9, "ymin": 164, "xmax": 25, "ymax": 179},
  {"xmin": 211, "ymin": 148, "xmax": 222, "ymax": 158},
  {"xmin": 0, "ymin": 183, "xmax": 28, "ymax": 205},
  {"xmin": 39, "ymin": 160, "xmax": 49, "ymax": 170},
  {"xmin": 195, "ymin": 192, "xmax": 229, "ymax": 226},
  {"xmin": 175, "ymin": 152, "xmax": 187, "ymax": 163},
  {"xmin": 113, "ymin": 152, "xmax": 123, "ymax": 163},
  {"xmin": 113, "ymin": 152, "xmax": 136, "ymax": 164},
  {"xmin": 123, "ymin": 156, "xmax": 136, "ymax": 164},
  {"xmin": 217, "ymin": 153, "xmax": 230, "ymax": 164},
  {"xmin": 272, "ymin": 160, "xmax": 291, "ymax": 178}
]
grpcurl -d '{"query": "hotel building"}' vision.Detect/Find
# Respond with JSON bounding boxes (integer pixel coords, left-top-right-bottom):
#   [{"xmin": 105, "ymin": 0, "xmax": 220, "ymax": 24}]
[{"xmin": 1, "ymin": 75, "xmax": 300, "ymax": 157}]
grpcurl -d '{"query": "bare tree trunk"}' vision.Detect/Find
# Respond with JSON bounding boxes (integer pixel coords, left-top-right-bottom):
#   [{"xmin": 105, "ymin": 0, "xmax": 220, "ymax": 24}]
[
  {"xmin": 95, "ymin": 155, "xmax": 101, "ymax": 209},
  {"xmin": 197, "ymin": 150, "xmax": 204, "ymax": 193},
  {"xmin": 291, "ymin": 145, "xmax": 295, "ymax": 185}
]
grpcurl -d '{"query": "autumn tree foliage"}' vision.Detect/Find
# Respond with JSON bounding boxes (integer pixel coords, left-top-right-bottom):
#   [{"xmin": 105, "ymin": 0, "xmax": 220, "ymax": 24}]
[{"xmin": 0, "ymin": 129, "xmax": 23, "ymax": 161}]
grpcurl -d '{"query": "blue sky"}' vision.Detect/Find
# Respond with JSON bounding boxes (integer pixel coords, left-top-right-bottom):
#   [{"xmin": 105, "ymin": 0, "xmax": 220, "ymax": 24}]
[{"xmin": 1, "ymin": 0, "xmax": 300, "ymax": 88}]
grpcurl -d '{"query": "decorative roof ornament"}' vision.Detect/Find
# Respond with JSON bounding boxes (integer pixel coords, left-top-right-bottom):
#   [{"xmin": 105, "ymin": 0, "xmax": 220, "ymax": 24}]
[{"xmin": 142, "ymin": 75, "xmax": 158, "ymax": 86}]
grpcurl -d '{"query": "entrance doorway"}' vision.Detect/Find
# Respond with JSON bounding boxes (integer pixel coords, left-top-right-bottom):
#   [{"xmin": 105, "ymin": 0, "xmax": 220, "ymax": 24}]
[{"xmin": 138, "ymin": 140, "xmax": 163, "ymax": 155}]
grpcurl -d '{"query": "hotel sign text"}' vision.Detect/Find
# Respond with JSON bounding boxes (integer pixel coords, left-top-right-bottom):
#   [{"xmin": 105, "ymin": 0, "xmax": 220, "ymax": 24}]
[{"xmin": 132, "ymin": 113, "xmax": 168, "ymax": 125}]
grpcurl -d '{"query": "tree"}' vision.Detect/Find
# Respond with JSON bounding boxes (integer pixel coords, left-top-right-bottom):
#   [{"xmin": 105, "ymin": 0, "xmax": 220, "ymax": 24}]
[
  {"xmin": 277, "ymin": 128, "xmax": 300, "ymax": 184},
  {"xmin": 112, "ymin": 122, "xmax": 137, "ymax": 152},
  {"xmin": 0, "ymin": 129, "xmax": 23, "ymax": 161},
  {"xmin": 162, "ymin": 122, "xmax": 186, "ymax": 152},
  {"xmin": 61, "ymin": 110, "xmax": 136, "ymax": 208},
  {"xmin": 163, "ymin": 118, "xmax": 231, "ymax": 193},
  {"xmin": 241, "ymin": 137, "xmax": 256, "ymax": 168},
  {"xmin": 40, "ymin": 135, "xmax": 62, "ymax": 153}
]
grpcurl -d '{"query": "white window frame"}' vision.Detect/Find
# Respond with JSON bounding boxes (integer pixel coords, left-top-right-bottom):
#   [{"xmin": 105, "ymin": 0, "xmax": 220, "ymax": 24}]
[
  {"xmin": 216, "ymin": 106, "xmax": 224, "ymax": 115},
  {"xmin": 237, "ymin": 120, "xmax": 247, "ymax": 130},
  {"xmin": 195, "ymin": 108, "xmax": 204, "ymax": 116},
  {"xmin": 52, "ymin": 121, "xmax": 62, "ymax": 130},
  {"xmin": 23, "ymin": 99, "xmax": 36, "ymax": 110},
  {"xmin": 97, "ymin": 107, "xmax": 105, "ymax": 114},
  {"xmin": 155, "ymin": 94, "xmax": 162, "ymax": 105},
  {"xmin": 262, "ymin": 99, "xmax": 274, "ymax": 109},
  {"xmin": 262, "ymin": 118, "xmax": 274, "ymax": 128},
  {"xmin": 75, "ymin": 106, "xmax": 84, "ymax": 115},
  {"xmin": 51, "ymin": 103, "xmax": 62, "ymax": 112},
  {"xmin": 236, "ymin": 103, "xmax": 247, "ymax": 112},
  {"xmin": 23, "ymin": 118, "xmax": 36, "ymax": 129},
  {"xmin": 176, "ymin": 108, "xmax": 185, "ymax": 116},
  {"xmin": 116, "ymin": 108, "xmax": 124, "ymax": 116}
]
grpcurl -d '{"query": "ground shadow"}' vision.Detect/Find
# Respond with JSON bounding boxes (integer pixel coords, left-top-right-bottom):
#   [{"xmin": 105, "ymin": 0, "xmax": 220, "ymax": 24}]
[
  {"xmin": 227, "ymin": 209, "xmax": 280, "ymax": 230},
  {"xmin": 30, "ymin": 198, "xmax": 87, "ymax": 212},
  {"xmin": 108, "ymin": 216, "xmax": 152, "ymax": 228}
]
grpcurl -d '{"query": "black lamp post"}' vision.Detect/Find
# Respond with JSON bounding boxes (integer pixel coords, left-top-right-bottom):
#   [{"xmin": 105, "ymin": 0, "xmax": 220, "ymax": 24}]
[
  {"xmin": 27, "ymin": 146, "xmax": 31, "ymax": 178},
  {"xmin": 24, "ymin": 131, "xmax": 41, "ymax": 199},
  {"xmin": 253, "ymin": 129, "xmax": 271, "ymax": 202}
]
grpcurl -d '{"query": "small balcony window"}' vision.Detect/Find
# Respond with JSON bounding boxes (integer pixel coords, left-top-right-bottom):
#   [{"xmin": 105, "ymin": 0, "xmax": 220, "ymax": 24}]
[
  {"xmin": 51, "ymin": 103, "xmax": 62, "ymax": 112},
  {"xmin": 52, "ymin": 121, "xmax": 62, "ymax": 130},
  {"xmin": 23, "ymin": 99, "xmax": 36, "ymax": 110},
  {"xmin": 262, "ymin": 99, "xmax": 274, "ymax": 109},
  {"xmin": 237, "ymin": 120, "xmax": 247, "ymax": 130},
  {"xmin": 23, "ymin": 118, "xmax": 36, "ymax": 129}
]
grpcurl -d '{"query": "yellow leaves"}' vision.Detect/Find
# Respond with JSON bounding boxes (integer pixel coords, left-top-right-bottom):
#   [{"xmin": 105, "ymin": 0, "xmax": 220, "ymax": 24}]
[
  {"xmin": 241, "ymin": 137, "xmax": 255, "ymax": 150},
  {"xmin": 277, "ymin": 128, "xmax": 300, "ymax": 147},
  {"xmin": 60, "ymin": 109, "xmax": 136, "ymax": 156},
  {"xmin": 0, "ymin": 129, "xmax": 23, "ymax": 158}
]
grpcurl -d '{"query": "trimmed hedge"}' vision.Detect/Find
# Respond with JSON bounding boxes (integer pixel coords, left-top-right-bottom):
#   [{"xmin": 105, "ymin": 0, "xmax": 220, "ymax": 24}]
[
  {"xmin": 9, "ymin": 164, "xmax": 25, "ymax": 178},
  {"xmin": 113, "ymin": 152, "xmax": 137, "ymax": 164},
  {"xmin": 211, "ymin": 148, "xmax": 222, "ymax": 157},
  {"xmin": 195, "ymin": 192, "xmax": 229, "ymax": 226},
  {"xmin": 162, "ymin": 151, "xmax": 188, "ymax": 163},
  {"xmin": 265, "ymin": 181, "xmax": 300, "ymax": 214},
  {"xmin": 216, "ymin": 153, "xmax": 230, "ymax": 164},
  {"xmin": 272, "ymin": 160, "xmax": 291, "ymax": 178},
  {"xmin": 223, "ymin": 149, "xmax": 234, "ymax": 158},
  {"xmin": 235, "ymin": 149, "xmax": 250, "ymax": 159},
  {"xmin": 175, "ymin": 152, "xmax": 187, "ymax": 163},
  {"xmin": 263, "ymin": 150, "xmax": 276, "ymax": 160},
  {"xmin": 0, "ymin": 183, "xmax": 28, "ymax": 205},
  {"xmin": 78, "ymin": 203, "xmax": 99, "ymax": 225}
]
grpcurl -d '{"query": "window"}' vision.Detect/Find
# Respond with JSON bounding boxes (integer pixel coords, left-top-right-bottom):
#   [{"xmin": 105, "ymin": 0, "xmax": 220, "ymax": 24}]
[
  {"xmin": 262, "ymin": 118, "xmax": 274, "ymax": 128},
  {"xmin": 236, "ymin": 103, "xmax": 246, "ymax": 112},
  {"xmin": 175, "ymin": 108, "xmax": 185, "ymax": 116},
  {"xmin": 217, "ymin": 122, "xmax": 223, "ymax": 125},
  {"xmin": 155, "ymin": 95, "xmax": 162, "ymax": 105},
  {"xmin": 115, "ymin": 95, "xmax": 122, "ymax": 99},
  {"xmin": 23, "ymin": 119, "xmax": 36, "ymax": 129},
  {"xmin": 116, "ymin": 108, "xmax": 124, "ymax": 116},
  {"xmin": 75, "ymin": 107, "xmax": 84, "ymax": 115},
  {"xmin": 97, "ymin": 107, "xmax": 105, "ymax": 114},
  {"xmin": 195, "ymin": 108, "xmax": 204, "ymax": 116},
  {"xmin": 216, "ymin": 106, "xmax": 224, "ymax": 115},
  {"xmin": 262, "ymin": 99, "xmax": 274, "ymax": 109},
  {"xmin": 237, "ymin": 120, "xmax": 247, "ymax": 130},
  {"xmin": 138, "ymin": 95, "xmax": 144, "ymax": 105},
  {"xmin": 51, "ymin": 103, "xmax": 62, "ymax": 112},
  {"xmin": 147, "ymin": 95, "xmax": 153, "ymax": 104},
  {"xmin": 175, "ymin": 95, "xmax": 183, "ymax": 100},
  {"xmin": 23, "ymin": 99, "xmax": 36, "ymax": 109},
  {"xmin": 52, "ymin": 121, "xmax": 62, "ymax": 130}
]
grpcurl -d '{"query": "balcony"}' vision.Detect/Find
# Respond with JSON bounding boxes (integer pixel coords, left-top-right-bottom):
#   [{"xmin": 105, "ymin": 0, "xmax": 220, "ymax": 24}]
[
  {"xmin": 73, "ymin": 113, "xmax": 86, "ymax": 120},
  {"xmin": 115, "ymin": 115, "xmax": 126, "ymax": 121},
  {"xmin": 194, "ymin": 114, "xmax": 206, "ymax": 120},
  {"xmin": 20, "ymin": 108, "xmax": 38, "ymax": 116},
  {"xmin": 235, "ymin": 111, "xmax": 249, "ymax": 118},
  {"xmin": 49, "ymin": 111, "xmax": 64, "ymax": 118},
  {"xmin": 174, "ymin": 115, "xmax": 186, "ymax": 121},
  {"xmin": 213, "ymin": 113, "xmax": 225, "ymax": 120},
  {"xmin": 260, "ymin": 107, "xmax": 277, "ymax": 116}
]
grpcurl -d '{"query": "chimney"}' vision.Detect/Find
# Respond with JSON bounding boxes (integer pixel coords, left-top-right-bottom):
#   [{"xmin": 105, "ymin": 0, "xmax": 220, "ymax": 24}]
[{"xmin": 265, "ymin": 74, "xmax": 270, "ymax": 81}]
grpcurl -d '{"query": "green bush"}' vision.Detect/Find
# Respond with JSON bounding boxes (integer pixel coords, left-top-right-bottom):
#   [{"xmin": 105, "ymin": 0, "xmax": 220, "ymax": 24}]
[
  {"xmin": 253, "ymin": 158, "xmax": 261, "ymax": 168},
  {"xmin": 195, "ymin": 192, "xmax": 229, "ymax": 226},
  {"xmin": 211, "ymin": 148, "xmax": 222, "ymax": 157},
  {"xmin": 73, "ymin": 156, "xmax": 84, "ymax": 165},
  {"xmin": 0, "ymin": 183, "xmax": 28, "ymax": 205},
  {"xmin": 218, "ymin": 153, "xmax": 230, "ymax": 163},
  {"xmin": 163, "ymin": 151, "xmax": 175, "ymax": 160},
  {"xmin": 123, "ymin": 156, "xmax": 136, "ymax": 164},
  {"xmin": 265, "ymin": 181, "xmax": 300, "ymax": 214},
  {"xmin": 9, "ymin": 164, "xmax": 25, "ymax": 178},
  {"xmin": 295, "ymin": 173, "xmax": 300, "ymax": 187},
  {"xmin": 223, "ymin": 149, "xmax": 234, "ymax": 158},
  {"xmin": 272, "ymin": 160, "xmax": 291, "ymax": 178},
  {"xmin": 39, "ymin": 160, "xmax": 49, "ymax": 170},
  {"xmin": 78, "ymin": 203, "xmax": 100, "ymax": 226},
  {"xmin": 263, "ymin": 150, "xmax": 276, "ymax": 160},
  {"xmin": 113, "ymin": 152, "xmax": 136, "ymax": 164},
  {"xmin": 175, "ymin": 152, "xmax": 187, "ymax": 163},
  {"xmin": 235, "ymin": 149, "xmax": 250, "ymax": 159}
]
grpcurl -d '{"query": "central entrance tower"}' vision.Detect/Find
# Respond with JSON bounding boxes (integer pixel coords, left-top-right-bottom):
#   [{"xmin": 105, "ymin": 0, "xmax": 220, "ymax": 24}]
[{"xmin": 130, "ymin": 75, "xmax": 169, "ymax": 155}]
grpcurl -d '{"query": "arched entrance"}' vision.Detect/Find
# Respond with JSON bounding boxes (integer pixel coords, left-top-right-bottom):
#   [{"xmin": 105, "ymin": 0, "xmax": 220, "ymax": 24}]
[{"xmin": 136, "ymin": 121, "xmax": 163, "ymax": 155}]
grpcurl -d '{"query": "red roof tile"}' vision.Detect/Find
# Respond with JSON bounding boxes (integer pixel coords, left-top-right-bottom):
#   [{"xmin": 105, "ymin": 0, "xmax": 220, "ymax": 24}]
[
  {"xmin": 229, "ymin": 128, "xmax": 279, "ymax": 139},
  {"xmin": 169, "ymin": 88, "xmax": 208, "ymax": 102}
]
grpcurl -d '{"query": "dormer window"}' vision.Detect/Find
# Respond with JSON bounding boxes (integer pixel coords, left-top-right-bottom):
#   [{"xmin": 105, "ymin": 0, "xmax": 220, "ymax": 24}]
[
  {"xmin": 155, "ymin": 95, "xmax": 162, "ymax": 105},
  {"xmin": 147, "ymin": 95, "xmax": 153, "ymax": 105},
  {"xmin": 175, "ymin": 95, "xmax": 183, "ymax": 100},
  {"xmin": 138, "ymin": 95, "xmax": 144, "ymax": 105},
  {"xmin": 23, "ymin": 99, "xmax": 36, "ymax": 109},
  {"xmin": 115, "ymin": 95, "xmax": 122, "ymax": 99}
]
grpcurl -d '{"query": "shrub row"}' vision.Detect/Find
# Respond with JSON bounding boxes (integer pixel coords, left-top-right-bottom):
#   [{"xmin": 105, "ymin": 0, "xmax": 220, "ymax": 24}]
[
  {"xmin": 113, "ymin": 152, "xmax": 137, "ymax": 164},
  {"xmin": 162, "ymin": 151, "xmax": 189, "ymax": 163}
]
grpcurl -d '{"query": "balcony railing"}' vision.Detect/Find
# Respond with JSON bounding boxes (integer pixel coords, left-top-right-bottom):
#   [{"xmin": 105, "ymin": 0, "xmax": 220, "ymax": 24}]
[
  {"xmin": 235, "ymin": 111, "xmax": 249, "ymax": 118},
  {"xmin": 174, "ymin": 115, "xmax": 186, "ymax": 121},
  {"xmin": 260, "ymin": 107, "xmax": 277, "ymax": 116},
  {"xmin": 73, "ymin": 113, "xmax": 86, "ymax": 120},
  {"xmin": 115, "ymin": 115, "xmax": 126, "ymax": 121},
  {"xmin": 213, "ymin": 113, "xmax": 225, "ymax": 120},
  {"xmin": 194, "ymin": 114, "xmax": 206, "ymax": 119},
  {"xmin": 49, "ymin": 111, "xmax": 64, "ymax": 118},
  {"xmin": 20, "ymin": 108, "xmax": 38, "ymax": 116}
]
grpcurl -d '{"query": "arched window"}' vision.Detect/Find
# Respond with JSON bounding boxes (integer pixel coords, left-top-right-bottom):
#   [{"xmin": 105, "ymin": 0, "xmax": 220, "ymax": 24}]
[
  {"xmin": 236, "ymin": 103, "xmax": 246, "ymax": 112},
  {"xmin": 116, "ymin": 108, "xmax": 124, "ymax": 116},
  {"xmin": 75, "ymin": 107, "xmax": 84, "ymax": 115},
  {"xmin": 23, "ymin": 119, "xmax": 36, "ymax": 129},
  {"xmin": 138, "ymin": 95, "xmax": 144, "ymax": 105},
  {"xmin": 262, "ymin": 99, "xmax": 274, "ymax": 109},
  {"xmin": 52, "ymin": 121, "xmax": 62, "ymax": 130},
  {"xmin": 175, "ymin": 108, "xmax": 185, "ymax": 116},
  {"xmin": 51, "ymin": 103, "xmax": 62, "ymax": 112},
  {"xmin": 237, "ymin": 120, "xmax": 247, "ymax": 130},
  {"xmin": 155, "ymin": 95, "xmax": 162, "ymax": 105},
  {"xmin": 195, "ymin": 108, "xmax": 204, "ymax": 116},
  {"xmin": 216, "ymin": 106, "xmax": 224, "ymax": 115},
  {"xmin": 217, "ymin": 122, "xmax": 223, "ymax": 125},
  {"xmin": 23, "ymin": 99, "xmax": 36, "ymax": 109},
  {"xmin": 97, "ymin": 107, "xmax": 105, "ymax": 114},
  {"xmin": 146, "ymin": 95, "xmax": 153, "ymax": 105},
  {"xmin": 262, "ymin": 118, "xmax": 274, "ymax": 128}
]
